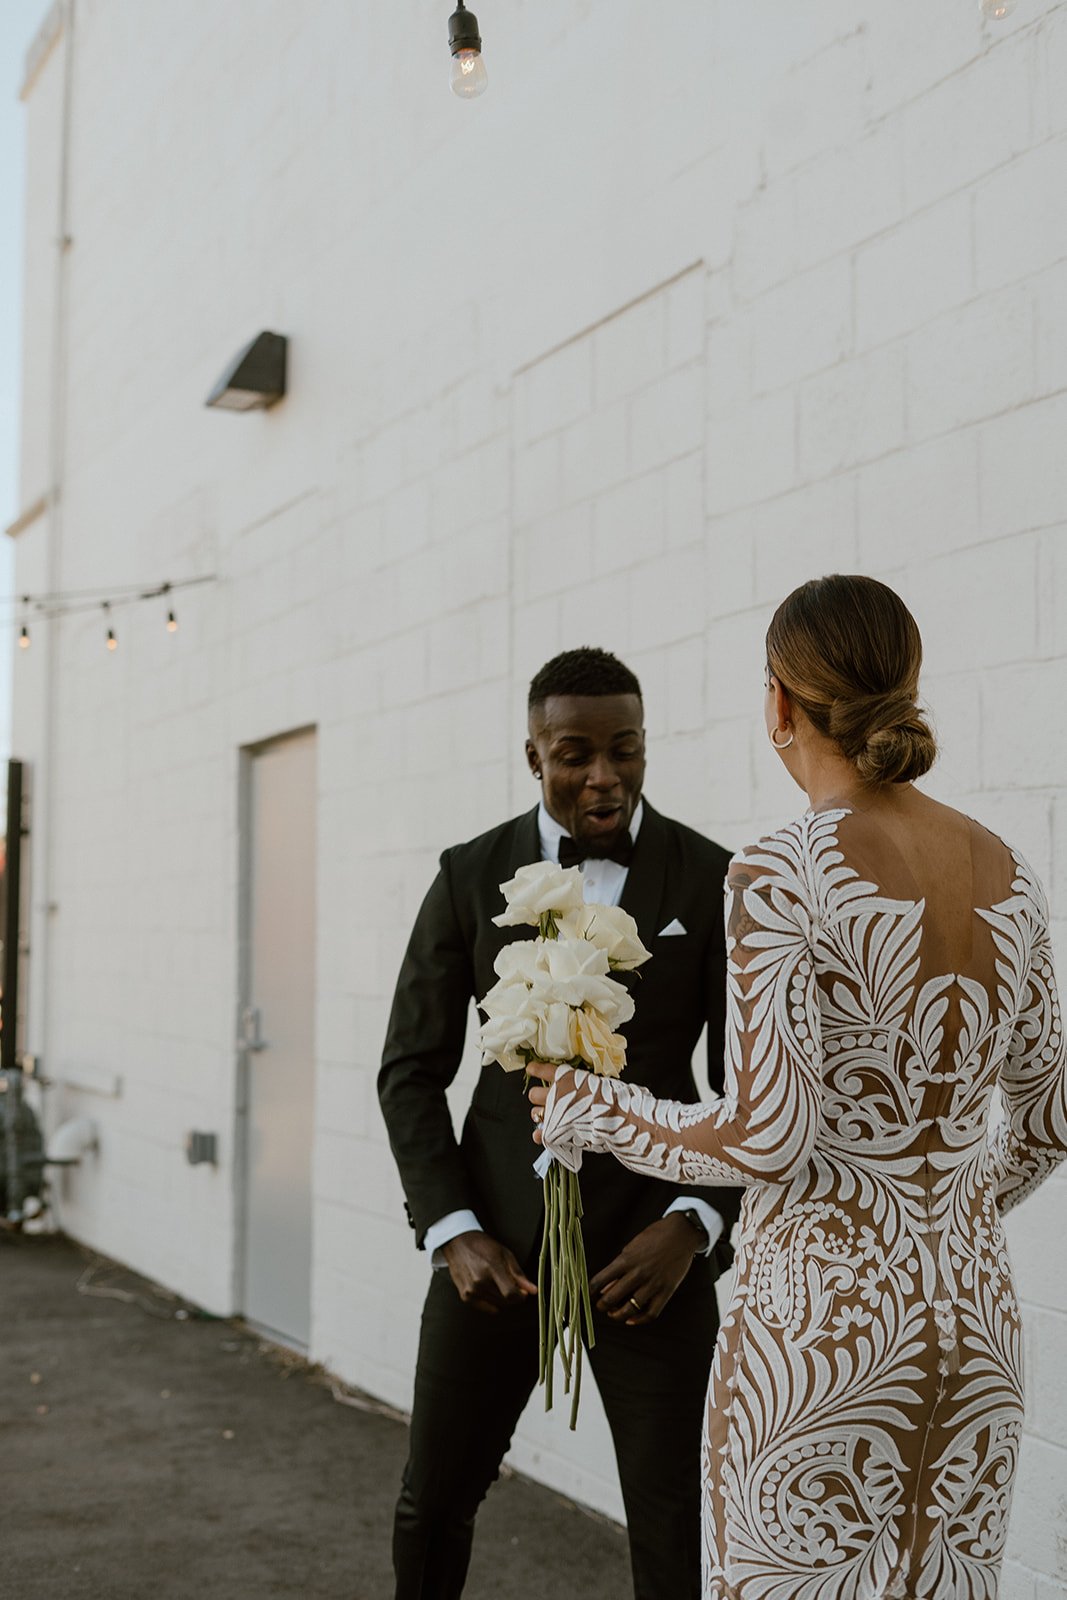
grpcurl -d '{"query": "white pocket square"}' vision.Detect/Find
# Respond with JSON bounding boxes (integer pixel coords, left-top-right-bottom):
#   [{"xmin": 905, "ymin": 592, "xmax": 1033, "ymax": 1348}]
[{"xmin": 658, "ymin": 918, "xmax": 687, "ymax": 937}]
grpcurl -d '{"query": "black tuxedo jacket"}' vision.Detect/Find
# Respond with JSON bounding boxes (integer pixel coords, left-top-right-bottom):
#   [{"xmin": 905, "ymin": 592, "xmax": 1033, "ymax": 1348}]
[{"xmin": 378, "ymin": 800, "xmax": 743, "ymax": 1273}]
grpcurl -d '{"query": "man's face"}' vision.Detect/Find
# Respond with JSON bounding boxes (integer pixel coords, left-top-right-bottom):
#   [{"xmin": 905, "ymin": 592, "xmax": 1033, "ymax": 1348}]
[{"xmin": 526, "ymin": 694, "xmax": 646, "ymax": 855}]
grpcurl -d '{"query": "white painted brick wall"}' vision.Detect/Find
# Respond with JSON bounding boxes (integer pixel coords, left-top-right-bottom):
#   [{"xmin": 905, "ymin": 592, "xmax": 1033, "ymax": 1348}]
[{"xmin": 11, "ymin": 0, "xmax": 1067, "ymax": 1585}]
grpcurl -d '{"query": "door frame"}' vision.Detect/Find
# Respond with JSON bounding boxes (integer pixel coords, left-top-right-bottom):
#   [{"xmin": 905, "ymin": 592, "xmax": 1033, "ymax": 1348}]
[{"xmin": 231, "ymin": 725, "xmax": 317, "ymax": 1323}]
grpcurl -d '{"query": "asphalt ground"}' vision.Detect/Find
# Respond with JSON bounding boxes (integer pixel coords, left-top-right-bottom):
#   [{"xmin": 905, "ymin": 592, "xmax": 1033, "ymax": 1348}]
[{"xmin": 0, "ymin": 1233, "xmax": 630, "ymax": 1600}]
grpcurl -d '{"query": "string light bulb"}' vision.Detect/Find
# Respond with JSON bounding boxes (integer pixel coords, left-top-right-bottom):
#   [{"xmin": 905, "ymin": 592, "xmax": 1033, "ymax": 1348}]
[
  {"xmin": 979, "ymin": 0, "xmax": 1016, "ymax": 17},
  {"xmin": 4, "ymin": 574, "xmax": 212, "ymax": 654},
  {"xmin": 448, "ymin": 2, "xmax": 487, "ymax": 98}
]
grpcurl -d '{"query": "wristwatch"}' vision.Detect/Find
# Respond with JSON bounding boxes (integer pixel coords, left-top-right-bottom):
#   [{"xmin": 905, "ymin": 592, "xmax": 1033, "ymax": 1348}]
[{"xmin": 677, "ymin": 1207, "xmax": 711, "ymax": 1253}]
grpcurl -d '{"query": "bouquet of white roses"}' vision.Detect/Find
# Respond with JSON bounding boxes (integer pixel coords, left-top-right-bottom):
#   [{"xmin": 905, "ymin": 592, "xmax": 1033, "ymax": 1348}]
[{"xmin": 477, "ymin": 860, "xmax": 651, "ymax": 1428}]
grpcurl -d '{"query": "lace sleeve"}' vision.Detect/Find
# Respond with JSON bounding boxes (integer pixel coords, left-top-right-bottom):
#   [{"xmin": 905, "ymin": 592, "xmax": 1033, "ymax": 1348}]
[
  {"xmin": 540, "ymin": 859, "xmax": 824, "ymax": 1188},
  {"xmin": 990, "ymin": 914, "xmax": 1067, "ymax": 1214}
]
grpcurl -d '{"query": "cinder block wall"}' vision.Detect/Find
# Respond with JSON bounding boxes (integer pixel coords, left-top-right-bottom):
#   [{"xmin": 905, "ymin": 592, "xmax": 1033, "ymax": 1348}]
[{"xmin": 12, "ymin": 1, "xmax": 1066, "ymax": 1584}]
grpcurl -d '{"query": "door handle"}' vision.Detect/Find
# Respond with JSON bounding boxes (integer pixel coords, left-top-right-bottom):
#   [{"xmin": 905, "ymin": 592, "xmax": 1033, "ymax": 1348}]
[{"xmin": 237, "ymin": 1006, "xmax": 268, "ymax": 1053}]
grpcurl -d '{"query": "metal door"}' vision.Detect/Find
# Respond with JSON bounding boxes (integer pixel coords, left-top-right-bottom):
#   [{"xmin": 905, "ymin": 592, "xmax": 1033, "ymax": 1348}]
[{"xmin": 239, "ymin": 728, "xmax": 317, "ymax": 1349}]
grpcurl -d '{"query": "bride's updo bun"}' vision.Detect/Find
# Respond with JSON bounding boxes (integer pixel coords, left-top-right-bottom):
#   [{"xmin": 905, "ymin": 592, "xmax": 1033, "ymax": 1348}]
[{"xmin": 766, "ymin": 576, "xmax": 937, "ymax": 785}]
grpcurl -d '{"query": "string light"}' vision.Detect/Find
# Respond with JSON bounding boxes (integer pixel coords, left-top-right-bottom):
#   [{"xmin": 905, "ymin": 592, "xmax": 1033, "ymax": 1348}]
[
  {"xmin": 448, "ymin": 3, "xmax": 487, "ymax": 98},
  {"xmin": 979, "ymin": 0, "xmax": 1016, "ymax": 16},
  {"xmin": 7, "ymin": 575, "xmax": 214, "ymax": 654}
]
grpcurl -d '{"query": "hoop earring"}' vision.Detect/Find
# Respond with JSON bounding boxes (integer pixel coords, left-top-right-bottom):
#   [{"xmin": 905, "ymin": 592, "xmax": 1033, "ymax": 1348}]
[{"xmin": 770, "ymin": 727, "xmax": 794, "ymax": 750}]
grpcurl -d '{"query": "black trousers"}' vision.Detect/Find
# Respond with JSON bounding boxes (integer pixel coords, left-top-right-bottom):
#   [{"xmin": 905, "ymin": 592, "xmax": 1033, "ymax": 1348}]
[{"xmin": 392, "ymin": 1257, "xmax": 719, "ymax": 1600}]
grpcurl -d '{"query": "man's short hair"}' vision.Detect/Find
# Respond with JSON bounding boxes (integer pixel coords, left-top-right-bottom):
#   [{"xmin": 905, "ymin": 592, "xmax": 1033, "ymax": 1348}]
[{"xmin": 528, "ymin": 648, "xmax": 642, "ymax": 710}]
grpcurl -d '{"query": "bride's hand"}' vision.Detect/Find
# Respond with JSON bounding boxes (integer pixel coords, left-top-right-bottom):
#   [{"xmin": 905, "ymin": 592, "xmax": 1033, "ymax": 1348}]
[{"xmin": 527, "ymin": 1061, "xmax": 559, "ymax": 1145}]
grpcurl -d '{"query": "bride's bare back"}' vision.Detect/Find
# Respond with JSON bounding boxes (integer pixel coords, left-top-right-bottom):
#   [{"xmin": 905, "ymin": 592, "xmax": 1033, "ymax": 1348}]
[{"xmin": 827, "ymin": 787, "xmax": 1015, "ymax": 985}]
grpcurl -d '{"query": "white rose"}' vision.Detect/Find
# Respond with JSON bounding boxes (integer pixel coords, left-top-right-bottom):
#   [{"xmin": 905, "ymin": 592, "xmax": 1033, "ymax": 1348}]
[
  {"xmin": 564, "ymin": 903, "xmax": 652, "ymax": 971},
  {"xmin": 478, "ymin": 982, "xmax": 541, "ymax": 1072},
  {"xmin": 492, "ymin": 939, "xmax": 550, "ymax": 985},
  {"xmin": 541, "ymin": 937, "xmax": 611, "ymax": 982},
  {"xmin": 479, "ymin": 991, "xmax": 579, "ymax": 1071},
  {"xmin": 479, "ymin": 976, "xmax": 531, "ymax": 1018},
  {"xmin": 529, "ymin": 939, "xmax": 635, "ymax": 1028},
  {"xmin": 589, "ymin": 976, "xmax": 635, "ymax": 1030},
  {"xmin": 535, "ymin": 1002, "xmax": 579, "ymax": 1063},
  {"xmin": 478, "ymin": 1013, "xmax": 538, "ymax": 1073},
  {"xmin": 492, "ymin": 860, "xmax": 585, "ymax": 927}
]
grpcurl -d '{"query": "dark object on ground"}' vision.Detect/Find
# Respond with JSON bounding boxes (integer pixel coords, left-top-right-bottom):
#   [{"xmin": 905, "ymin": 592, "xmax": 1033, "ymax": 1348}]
[
  {"xmin": 0, "ymin": 1088, "xmax": 44, "ymax": 1215},
  {"xmin": 0, "ymin": 1234, "xmax": 629, "ymax": 1599}
]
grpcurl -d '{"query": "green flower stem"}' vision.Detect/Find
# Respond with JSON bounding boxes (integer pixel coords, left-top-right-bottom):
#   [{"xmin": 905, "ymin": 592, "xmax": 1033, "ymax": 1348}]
[
  {"xmin": 539, "ymin": 1160, "xmax": 596, "ymax": 1431},
  {"xmin": 547, "ymin": 1164, "xmax": 560, "ymax": 1406},
  {"xmin": 537, "ymin": 1182, "xmax": 551, "ymax": 1388}
]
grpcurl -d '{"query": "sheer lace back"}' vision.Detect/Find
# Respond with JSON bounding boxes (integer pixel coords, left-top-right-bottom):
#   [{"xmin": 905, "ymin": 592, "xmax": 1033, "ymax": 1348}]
[
  {"xmin": 829, "ymin": 803, "xmax": 1015, "ymax": 998},
  {"xmin": 795, "ymin": 805, "xmax": 1026, "ymax": 1162}
]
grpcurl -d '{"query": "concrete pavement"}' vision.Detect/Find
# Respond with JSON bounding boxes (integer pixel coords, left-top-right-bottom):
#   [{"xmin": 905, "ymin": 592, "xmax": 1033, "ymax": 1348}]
[{"xmin": 0, "ymin": 1235, "xmax": 630, "ymax": 1600}]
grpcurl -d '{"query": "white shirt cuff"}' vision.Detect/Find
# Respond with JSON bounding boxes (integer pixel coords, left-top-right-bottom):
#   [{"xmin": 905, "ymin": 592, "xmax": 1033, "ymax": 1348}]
[
  {"xmin": 664, "ymin": 1197, "xmax": 724, "ymax": 1257},
  {"xmin": 424, "ymin": 1208, "xmax": 484, "ymax": 1269}
]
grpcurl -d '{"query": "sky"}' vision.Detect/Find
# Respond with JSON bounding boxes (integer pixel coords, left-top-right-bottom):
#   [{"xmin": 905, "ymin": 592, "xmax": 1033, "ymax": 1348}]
[{"xmin": 0, "ymin": 0, "xmax": 51, "ymax": 760}]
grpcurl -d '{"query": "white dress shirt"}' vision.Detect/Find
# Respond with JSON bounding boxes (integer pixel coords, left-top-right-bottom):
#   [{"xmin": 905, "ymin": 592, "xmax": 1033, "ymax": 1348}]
[{"xmin": 424, "ymin": 799, "xmax": 724, "ymax": 1264}]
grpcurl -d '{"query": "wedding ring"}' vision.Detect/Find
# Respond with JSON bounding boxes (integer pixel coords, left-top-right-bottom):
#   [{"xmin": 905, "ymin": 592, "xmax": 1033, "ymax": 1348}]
[
  {"xmin": 533, "ymin": 1108, "xmax": 544, "ymax": 1122},
  {"xmin": 628, "ymin": 1296, "xmax": 643, "ymax": 1313}
]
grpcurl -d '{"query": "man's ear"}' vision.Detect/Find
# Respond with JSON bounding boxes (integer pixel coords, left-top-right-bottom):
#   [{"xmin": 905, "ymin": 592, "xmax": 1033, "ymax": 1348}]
[{"xmin": 525, "ymin": 738, "xmax": 541, "ymax": 778}]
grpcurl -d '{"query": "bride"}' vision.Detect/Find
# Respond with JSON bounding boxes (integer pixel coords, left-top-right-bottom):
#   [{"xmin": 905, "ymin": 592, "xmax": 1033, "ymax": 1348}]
[{"xmin": 529, "ymin": 574, "xmax": 1067, "ymax": 1600}]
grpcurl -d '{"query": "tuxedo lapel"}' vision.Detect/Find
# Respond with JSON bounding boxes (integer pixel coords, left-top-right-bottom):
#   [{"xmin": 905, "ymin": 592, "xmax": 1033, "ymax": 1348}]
[
  {"xmin": 507, "ymin": 805, "xmax": 542, "ymax": 879},
  {"xmin": 619, "ymin": 799, "xmax": 669, "ymax": 948},
  {"xmin": 482, "ymin": 807, "xmax": 543, "ymax": 971}
]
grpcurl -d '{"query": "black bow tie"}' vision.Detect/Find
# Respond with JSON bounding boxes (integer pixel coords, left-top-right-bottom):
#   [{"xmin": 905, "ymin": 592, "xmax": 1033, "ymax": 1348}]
[{"xmin": 558, "ymin": 833, "xmax": 634, "ymax": 871}]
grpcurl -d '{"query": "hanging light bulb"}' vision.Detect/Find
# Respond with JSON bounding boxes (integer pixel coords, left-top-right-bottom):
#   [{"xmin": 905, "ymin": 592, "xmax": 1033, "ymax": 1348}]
[
  {"xmin": 448, "ymin": 3, "xmax": 488, "ymax": 98},
  {"xmin": 166, "ymin": 610, "xmax": 178, "ymax": 633},
  {"xmin": 103, "ymin": 601, "xmax": 117, "ymax": 650},
  {"xmin": 18, "ymin": 624, "xmax": 30, "ymax": 650},
  {"xmin": 979, "ymin": 0, "xmax": 1016, "ymax": 17}
]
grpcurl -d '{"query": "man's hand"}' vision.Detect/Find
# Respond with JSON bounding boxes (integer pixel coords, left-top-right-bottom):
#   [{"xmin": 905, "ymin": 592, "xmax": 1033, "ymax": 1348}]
[
  {"xmin": 442, "ymin": 1232, "xmax": 538, "ymax": 1315},
  {"xmin": 589, "ymin": 1214, "xmax": 701, "ymax": 1326}
]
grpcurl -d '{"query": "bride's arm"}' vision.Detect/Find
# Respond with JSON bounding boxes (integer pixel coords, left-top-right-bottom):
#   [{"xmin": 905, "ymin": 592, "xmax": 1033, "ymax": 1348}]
[
  {"xmin": 990, "ymin": 891, "xmax": 1067, "ymax": 1213},
  {"xmin": 536, "ymin": 861, "xmax": 824, "ymax": 1187}
]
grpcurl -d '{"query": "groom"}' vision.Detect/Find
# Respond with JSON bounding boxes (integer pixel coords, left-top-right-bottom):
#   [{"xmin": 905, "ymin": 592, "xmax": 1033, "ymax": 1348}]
[{"xmin": 378, "ymin": 647, "xmax": 741, "ymax": 1600}]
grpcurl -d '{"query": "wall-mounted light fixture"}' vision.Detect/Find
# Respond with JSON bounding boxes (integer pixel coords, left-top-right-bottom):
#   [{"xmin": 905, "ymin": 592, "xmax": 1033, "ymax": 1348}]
[
  {"xmin": 449, "ymin": 3, "xmax": 487, "ymax": 98},
  {"xmin": 205, "ymin": 331, "xmax": 288, "ymax": 412}
]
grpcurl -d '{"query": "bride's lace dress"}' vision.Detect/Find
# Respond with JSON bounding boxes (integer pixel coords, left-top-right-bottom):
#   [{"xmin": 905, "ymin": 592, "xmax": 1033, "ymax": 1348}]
[{"xmin": 541, "ymin": 807, "xmax": 1067, "ymax": 1600}]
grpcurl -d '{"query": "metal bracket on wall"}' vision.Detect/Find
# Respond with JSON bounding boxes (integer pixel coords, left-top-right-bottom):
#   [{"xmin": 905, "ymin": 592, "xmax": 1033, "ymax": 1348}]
[
  {"xmin": 185, "ymin": 1131, "xmax": 218, "ymax": 1166},
  {"xmin": 236, "ymin": 1007, "xmax": 267, "ymax": 1053}
]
